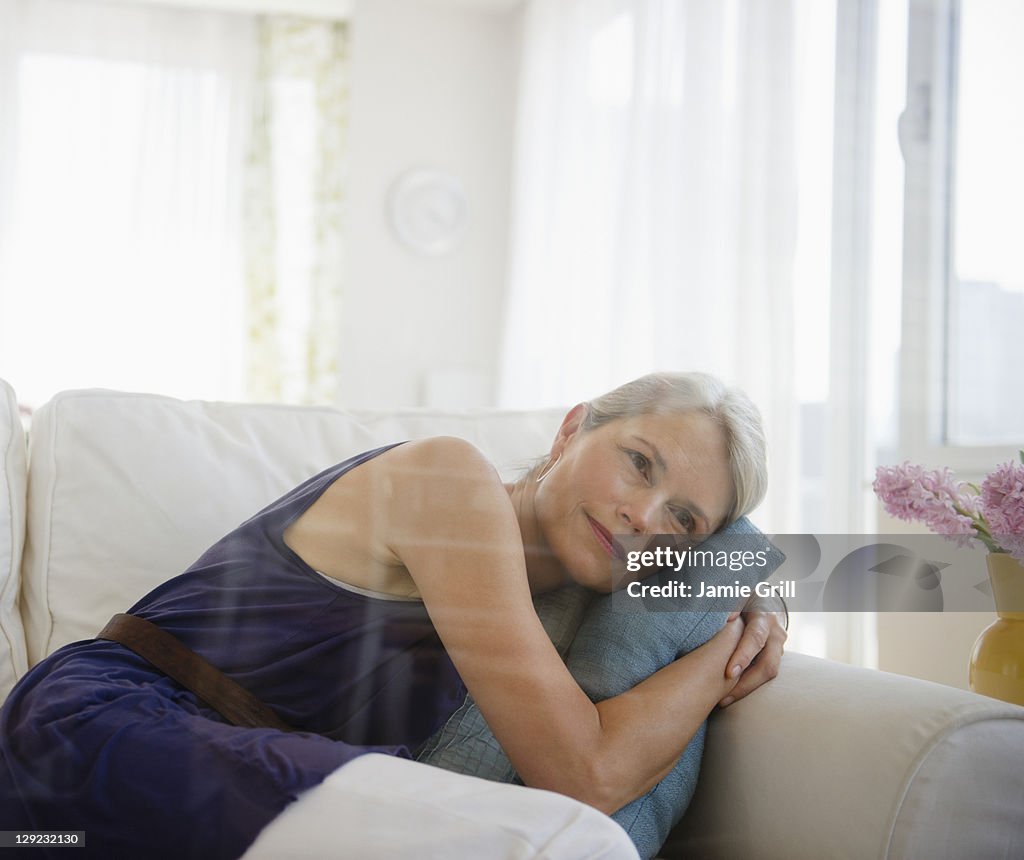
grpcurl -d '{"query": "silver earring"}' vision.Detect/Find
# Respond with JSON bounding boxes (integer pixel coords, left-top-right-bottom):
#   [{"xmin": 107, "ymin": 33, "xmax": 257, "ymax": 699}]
[{"xmin": 535, "ymin": 453, "xmax": 561, "ymax": 483}]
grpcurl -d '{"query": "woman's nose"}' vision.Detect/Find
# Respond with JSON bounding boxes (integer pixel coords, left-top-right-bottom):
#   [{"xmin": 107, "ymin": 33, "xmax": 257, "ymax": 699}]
[{"xmin": 618, "ymin": 497, "xmax": 656, "ymax": 534}]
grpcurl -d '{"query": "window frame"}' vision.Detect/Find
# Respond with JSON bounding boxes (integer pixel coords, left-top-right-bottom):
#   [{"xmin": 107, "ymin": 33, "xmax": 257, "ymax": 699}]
[{"xmin": 899, "ymin": 0, "xmax": 1022, "ymax": 476}]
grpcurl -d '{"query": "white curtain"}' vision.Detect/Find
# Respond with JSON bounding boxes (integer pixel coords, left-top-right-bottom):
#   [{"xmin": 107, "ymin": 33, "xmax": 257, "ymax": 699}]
[
  {"xmin": 0, "ymin": 0, "xmax": 348, "ymax": 409},
  {"xmin": 499, "ymin": 0, "xmax": 815, "ymax": 534},
  {"xmin": 0, "ymin": 0, "xmax": 256, "ymax": 408}
]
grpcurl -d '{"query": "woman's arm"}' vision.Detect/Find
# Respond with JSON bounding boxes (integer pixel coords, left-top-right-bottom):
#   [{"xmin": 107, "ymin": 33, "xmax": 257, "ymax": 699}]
[{"xmin": 379, "ymin": 437, "xmax": 742, "ymax": 814}]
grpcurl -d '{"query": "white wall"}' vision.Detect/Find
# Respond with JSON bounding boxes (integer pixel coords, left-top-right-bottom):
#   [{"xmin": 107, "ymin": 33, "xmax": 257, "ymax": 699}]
[
  {"xmin": 876, "ymin": 612, "xmax": 991, "ymax": 691},
  {"xmin": 873, "ymin": 509, "xmax": 993, "ymax": 691},
  {"xmin": 340, "ymin": 0, "xmax": 522, "ymax": 408}
]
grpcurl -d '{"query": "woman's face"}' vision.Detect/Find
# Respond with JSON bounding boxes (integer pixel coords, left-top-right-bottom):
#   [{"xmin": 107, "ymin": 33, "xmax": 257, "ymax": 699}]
[{"xmin": 535, "ymin": 409, "xmax": 734, "ymax": 593}]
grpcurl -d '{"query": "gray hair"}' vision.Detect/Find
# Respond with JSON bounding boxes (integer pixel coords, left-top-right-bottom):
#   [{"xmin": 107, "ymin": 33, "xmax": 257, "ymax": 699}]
[{"xmin": 579, "ymin": 372, "xmax": 767, "ymax": 526}]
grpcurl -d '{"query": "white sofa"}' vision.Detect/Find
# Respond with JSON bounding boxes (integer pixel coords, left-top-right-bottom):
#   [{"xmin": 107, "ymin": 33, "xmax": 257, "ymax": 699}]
[{"xmin": 1, "ymin": 379, "xmax": 1022, "ymax": 859}]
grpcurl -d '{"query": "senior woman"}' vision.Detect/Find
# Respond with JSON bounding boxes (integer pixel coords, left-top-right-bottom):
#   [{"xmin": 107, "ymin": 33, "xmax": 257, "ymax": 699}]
[{"xmin": 0, "ymin": 372, "xmax": 784, "ymax": 859}]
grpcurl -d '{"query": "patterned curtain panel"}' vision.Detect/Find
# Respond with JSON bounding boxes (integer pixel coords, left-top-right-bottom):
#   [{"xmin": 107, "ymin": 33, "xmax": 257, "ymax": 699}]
[{"xmin": 245, "ymin": 17, "xmax": 348, "ymax": 405}]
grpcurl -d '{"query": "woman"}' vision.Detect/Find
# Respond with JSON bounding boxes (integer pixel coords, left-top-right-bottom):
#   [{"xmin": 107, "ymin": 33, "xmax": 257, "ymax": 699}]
[{"xmin": 0, "ymin": 372, "xmax": 785, "ymax": 859}]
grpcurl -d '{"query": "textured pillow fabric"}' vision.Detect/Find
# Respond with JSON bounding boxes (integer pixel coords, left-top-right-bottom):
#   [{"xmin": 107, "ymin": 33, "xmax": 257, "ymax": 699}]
[
  {"xmin": 568, "ymin": 590, "xmax": 733, "ymax": 856},
  {"xmin": 417, "ymin": 584, "xmax": 594, "ymax": 782},
  {"xmin": 418, "ymin": 517, "xmax": 784, "ymax": 860}
]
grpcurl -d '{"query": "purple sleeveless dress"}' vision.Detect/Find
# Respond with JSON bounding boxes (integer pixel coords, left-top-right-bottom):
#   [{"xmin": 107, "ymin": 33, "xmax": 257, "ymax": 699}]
[{"xmin": 0, "ymin": 444, "xmax": 466, "ymax": 859}]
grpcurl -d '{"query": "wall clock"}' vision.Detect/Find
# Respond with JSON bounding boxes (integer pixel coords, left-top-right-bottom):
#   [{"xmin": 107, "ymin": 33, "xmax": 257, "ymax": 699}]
[{"xmin": 388, "ymin": 169, "xmax": 468, "ymax": 256}]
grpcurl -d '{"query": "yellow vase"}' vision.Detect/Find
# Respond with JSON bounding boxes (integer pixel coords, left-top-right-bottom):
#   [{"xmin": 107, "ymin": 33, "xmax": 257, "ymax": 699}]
[{"xmin": 969, "ymin": 553, "xmax": 1024, "ymax": 705}]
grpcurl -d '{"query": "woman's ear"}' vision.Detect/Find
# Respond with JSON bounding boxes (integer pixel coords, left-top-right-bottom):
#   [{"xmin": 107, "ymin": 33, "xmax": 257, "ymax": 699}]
[{"xmin": 550, "ymin": 403, "xmax": 587, "ymax": 458}]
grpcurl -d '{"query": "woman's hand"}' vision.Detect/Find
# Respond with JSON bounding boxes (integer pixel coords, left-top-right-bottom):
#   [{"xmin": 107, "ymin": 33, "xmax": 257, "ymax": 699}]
[{"xmin": 717, "ymin": 600, "xmax": 787, "ymax": 708}]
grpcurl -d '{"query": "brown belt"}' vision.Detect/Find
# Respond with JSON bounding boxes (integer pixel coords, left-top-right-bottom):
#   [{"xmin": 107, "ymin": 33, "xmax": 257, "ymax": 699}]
[{"xmin": 97, "ymin": 613, "xmax": 296, "ymax": 733}]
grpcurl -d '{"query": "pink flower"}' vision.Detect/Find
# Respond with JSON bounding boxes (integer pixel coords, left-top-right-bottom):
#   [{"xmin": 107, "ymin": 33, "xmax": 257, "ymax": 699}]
[
  {"xmin": 874, "ymin": 457, "xmax": 1024, "ymax": 561},
  {"xmin": 981, "ymin": 460, "xmax": 1024, "ymax": 563},
  {"xmin": 873, "ymin": 462, "xmax": 979, "ymax": 547},
  {"xmin": 873, "ymin": 462, "xmax": 922, "ymax": 521}
]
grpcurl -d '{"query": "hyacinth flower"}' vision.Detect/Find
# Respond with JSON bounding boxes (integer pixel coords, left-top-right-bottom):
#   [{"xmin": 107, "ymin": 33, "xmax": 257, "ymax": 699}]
[
  {"xmin": 979, "ymin": 457, "xmax": 1024, "ymax": 562},
  {"xmin": 873, "ymin": 452, "xmax": 1024, "ymax": 564}
]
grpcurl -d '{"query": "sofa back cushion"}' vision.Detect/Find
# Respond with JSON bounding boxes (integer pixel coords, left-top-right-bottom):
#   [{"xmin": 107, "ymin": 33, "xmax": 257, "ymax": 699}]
[
  {"xmin": 21, "ymin": 389, "xmax": 564, "ymax": 665},
  {"xmin": 0, "ymin": 379, "xmax": 28, "ymax": 700}
]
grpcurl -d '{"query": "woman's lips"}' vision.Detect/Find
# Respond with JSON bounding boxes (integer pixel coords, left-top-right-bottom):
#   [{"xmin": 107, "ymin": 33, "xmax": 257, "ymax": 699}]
[{"xmin": 587, "ymin": 515, "xmax": 625, "ymax": 560}]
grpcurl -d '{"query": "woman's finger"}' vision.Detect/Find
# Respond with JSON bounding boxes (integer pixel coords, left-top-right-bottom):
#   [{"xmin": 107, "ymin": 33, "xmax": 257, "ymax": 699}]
[
  {"xmin": 719, "ymin": 625, "xmax": 786, "ymax": 706},
  {"xmin": 724, "ymin": 612, "xmax": 771, "ymax": 678}
]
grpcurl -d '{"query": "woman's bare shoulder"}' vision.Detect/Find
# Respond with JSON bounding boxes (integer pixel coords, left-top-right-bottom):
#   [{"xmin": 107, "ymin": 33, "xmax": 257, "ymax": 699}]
[
  {"xmin": 283, "ymin": 436, "xmax": 514, "ymax": 595},
  {"xmin": 376, "ymin": 436, "xmax": 529, "ymax": 602},
  {"xmin": 372, "ymin": 436, "xmax": 509, "ymax": 506},
  {"xmin": 384, "ymin": 436, "xmax": 500, "ymax": 476}
]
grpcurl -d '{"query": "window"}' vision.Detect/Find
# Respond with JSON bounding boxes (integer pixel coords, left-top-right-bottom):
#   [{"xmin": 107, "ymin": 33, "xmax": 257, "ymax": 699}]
[
  {"xmin": 946, "ymin": 0, "xmax": 1024, "ymax": 446},
  {"xmin": 900, "ymin": 0, "xmax": 1024, "ymax": 472},
  {"xmin": 0, "ymin": 2, "xmax": 255, "ymax": 409},
  {"xmin": 0, "ymin": 1, "xmax": 348, "ymax": 410}
]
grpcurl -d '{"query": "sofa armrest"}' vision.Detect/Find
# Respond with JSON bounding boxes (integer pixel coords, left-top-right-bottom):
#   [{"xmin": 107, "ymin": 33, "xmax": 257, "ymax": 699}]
[{"xmin": 662, "ymin": 652, "xmax": 1024, "ymax": 859}]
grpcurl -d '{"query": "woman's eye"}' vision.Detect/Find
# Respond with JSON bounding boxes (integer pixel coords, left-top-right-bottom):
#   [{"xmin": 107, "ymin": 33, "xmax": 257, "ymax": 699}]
[
  {"xmin": 674, "ymin": 510, "xmax": 694, "ymax": 531},
  {"xmin": 628, "ymin": 450, "xmax": 650, "ymax": 478}
]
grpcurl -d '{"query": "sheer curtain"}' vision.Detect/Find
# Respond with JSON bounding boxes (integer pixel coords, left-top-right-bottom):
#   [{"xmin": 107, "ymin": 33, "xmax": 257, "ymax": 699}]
[
  {"xmin": 0, "ymin": 0, "xmax": 255, "ymax": 408},
  {"xmin": 499, "ymin": 0, "xmax": 847, "ymax": 656},
  {"xmin": 498, "ymin": 0, "xmax": 847, "ymax": 537},
  {"xmin": 0, "ymin": 0, "xmax": 347, "ymax": 409}
]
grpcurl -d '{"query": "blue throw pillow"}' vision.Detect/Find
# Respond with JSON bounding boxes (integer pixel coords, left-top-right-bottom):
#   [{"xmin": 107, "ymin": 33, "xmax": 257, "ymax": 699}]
[
  {"xmin": 416, "ymin": 583, "xmax": 593, "ymax": 783},
  {"xmin": 417, "ymin": 517, "xmax": 784, "ymax": 860}
]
